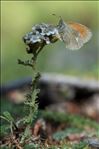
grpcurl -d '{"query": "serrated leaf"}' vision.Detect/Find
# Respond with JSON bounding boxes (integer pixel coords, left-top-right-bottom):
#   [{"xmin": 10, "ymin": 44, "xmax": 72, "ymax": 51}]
[{"xmin": 3, "ymin": 111, "xmax": 14, "ymax": 122}]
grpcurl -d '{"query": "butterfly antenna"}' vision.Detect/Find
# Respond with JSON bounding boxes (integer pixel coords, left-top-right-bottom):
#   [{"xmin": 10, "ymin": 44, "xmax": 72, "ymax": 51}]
[{"xmin": 52, "ymin": 14, "xmax": 62, "ymax": 19}]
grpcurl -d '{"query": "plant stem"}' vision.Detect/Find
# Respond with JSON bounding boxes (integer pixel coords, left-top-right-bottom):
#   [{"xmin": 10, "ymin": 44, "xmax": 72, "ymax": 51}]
[{"xmin": 20, "ymin": 54, "xmax": 41, "ymax": 144}]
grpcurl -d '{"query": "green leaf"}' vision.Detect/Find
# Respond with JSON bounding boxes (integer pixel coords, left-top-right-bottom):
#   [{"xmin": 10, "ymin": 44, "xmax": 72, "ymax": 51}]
[{"xmin": 3, "ymin": 111, "xmax": 14, "ymax": 122}]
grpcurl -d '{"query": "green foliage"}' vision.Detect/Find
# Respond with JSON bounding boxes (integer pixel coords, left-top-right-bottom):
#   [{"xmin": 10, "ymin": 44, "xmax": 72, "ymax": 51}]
[
  {"xmin": 72, "ymin": 141, "xmax": 88, "ymax": 149},
  {"xmin": 0, "ymin": 125, "xmax": 10, "ymax": 137},
  {"xmin": 41, "ymin": 111, "xmax": 99, "ymax": 131},
  {"xmin": 23, "ymin": 141, "xmax": 89, "ymax": 149},
  {"xmin": 0, "ymin": 111, "xmax": 18, "ymax": 134},
  {"xmin": 24, "ymin": 143, "xmax": 41, "ymax": 149},
  {"xmin": 20, "ymin": 125, "xmax": 32, "ymax": 144},
  {"xmin": 58, "ymin": 141, "xmax": 89, "ymax": 149},
  {"xmin": 1, "ymin": 111, "xmax": 14, "ymax": 123},
  {"xmin": 23, "ymin": 88, "xmax": 39, "ymax": 125},
  {"xmin": 53, "ymin": 127, "xmax": 82, "ymax": 141}
]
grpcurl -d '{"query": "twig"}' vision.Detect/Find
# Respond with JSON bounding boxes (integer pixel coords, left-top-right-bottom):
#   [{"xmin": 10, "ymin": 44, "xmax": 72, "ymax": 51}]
[{"xmin": 18, "ymin": 59, "xmax": 33, "ymax": 67}]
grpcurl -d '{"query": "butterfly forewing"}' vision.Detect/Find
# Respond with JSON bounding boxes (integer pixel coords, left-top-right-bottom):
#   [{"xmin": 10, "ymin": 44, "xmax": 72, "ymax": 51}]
[{"xmin": 61, "ymin": 26, "xmax": 84, "ymax": 50}]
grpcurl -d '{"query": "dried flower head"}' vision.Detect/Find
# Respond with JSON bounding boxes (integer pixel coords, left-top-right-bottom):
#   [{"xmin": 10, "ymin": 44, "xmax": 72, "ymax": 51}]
[{"xmin": 23, "ymin": 23, "xmax": 60, "ymax": 54}]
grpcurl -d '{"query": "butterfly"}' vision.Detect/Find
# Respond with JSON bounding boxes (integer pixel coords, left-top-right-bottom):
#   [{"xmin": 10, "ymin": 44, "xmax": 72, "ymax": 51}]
[{"xmin": 57, "ymin": 18, "xmax": 92, "ymax": 50}]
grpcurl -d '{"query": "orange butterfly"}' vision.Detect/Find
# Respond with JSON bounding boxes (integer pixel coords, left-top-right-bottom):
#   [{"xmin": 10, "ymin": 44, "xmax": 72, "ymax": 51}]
[{"xmin": 57, "ymin": 18, "xmax": 92, "ymax": 50}]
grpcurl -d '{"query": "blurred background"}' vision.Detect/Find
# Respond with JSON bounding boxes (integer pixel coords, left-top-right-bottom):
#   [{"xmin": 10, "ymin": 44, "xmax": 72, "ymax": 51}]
[
  {"xmin": 1, "ymin": 1, "xmax": 99, "ymax": 85},
  {"xmin": 1, "ymin": 3, "xmax": 99, "ymax": 146}
]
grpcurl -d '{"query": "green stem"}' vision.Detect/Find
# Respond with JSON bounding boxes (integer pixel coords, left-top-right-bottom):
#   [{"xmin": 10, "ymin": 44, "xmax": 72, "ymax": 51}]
[
  {"xmin": 28, "ymin": 57, "xmax": 40, "ymax": 124},
  {"xmin": 20, "ymin": 55, "xmax": 41, "ymax": 144}
]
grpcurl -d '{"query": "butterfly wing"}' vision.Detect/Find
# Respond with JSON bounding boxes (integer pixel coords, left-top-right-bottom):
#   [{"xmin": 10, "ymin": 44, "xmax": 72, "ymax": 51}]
[
  {"xmin": 58, "ymin": 20, "xmax": 92, "ymax": 50},
  {"xmin": 59, "ymin": 24, "xmax": 84, "ymax": 50},
  {"xmin": 68, "ymin": 22, "xmax": 92, "ymax": 44},
  {"xmin": 61, "ymin": 26, "xmax": 84, "ymax": 50}
]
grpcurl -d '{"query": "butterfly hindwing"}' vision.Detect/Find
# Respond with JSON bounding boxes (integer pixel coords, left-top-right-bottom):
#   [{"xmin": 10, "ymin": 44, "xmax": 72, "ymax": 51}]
[
  {"xmin": 67, "ymin": 22, "xmax": 92, "ymax": 44},
  {"xmin": 62, "ymin": 26, "xmax": 84, "ymax": 50}
]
